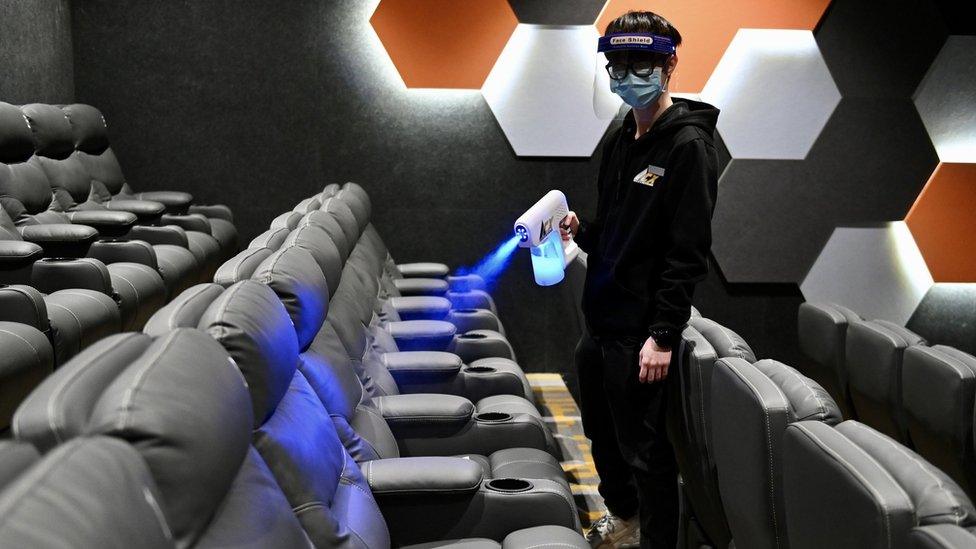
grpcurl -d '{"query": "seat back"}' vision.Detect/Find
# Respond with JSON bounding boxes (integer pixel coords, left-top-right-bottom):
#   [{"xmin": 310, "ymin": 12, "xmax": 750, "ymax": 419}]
[
  {"xmin": 61, "ymin": 104, "xmax": 130, "ymax": 198},
  {"xmin": 784, "ymin": 420, "xmax": 975, "ymax": 549},
  {"xmin": 196, "ymin": 278, "xmax": 391, "ymax": 547},
  {"xmin": 214, "ymin": 246, "xmax": 274, "ymax": 287},
  {"xmin": 847, "ymin": 319, "xmax": 926, "ymax": 443},
  {"xmin": 0, "ymin": 322, "xmax": 55, "ymax": 430},
  {"xmin": 712, "ymin": 357, "xmax": 842, "ymax": 549},
  {"xmin": 142, "ymin": 283, "xmax": 225, "ymax": 336},
  {"xmin": 0, "ymin": 437, "xmax": 175, "ymax": 548},
  {"xmin": 0, "ymin": 102, "xmax": 71, "ymax": 225},
  {"xmin": 911, "ymin": 525, "xmax": 976, "ymax": 548},
  {"xmin": 797, "ymin": 302, "xmax": 862, "ymax": 418},
  {"xmin": 902, "ymin": 345, "xmax": 976, "ymax": 497}
]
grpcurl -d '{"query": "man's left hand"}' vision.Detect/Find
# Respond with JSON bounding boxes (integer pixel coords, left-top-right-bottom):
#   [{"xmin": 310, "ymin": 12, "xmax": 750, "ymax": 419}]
[{"xmin": 639, "ymin": 336, "xmax": 671, "ymax": 383}]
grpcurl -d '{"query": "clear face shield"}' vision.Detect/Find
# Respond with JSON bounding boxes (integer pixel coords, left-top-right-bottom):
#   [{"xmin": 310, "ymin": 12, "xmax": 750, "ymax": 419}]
[{"xmin": 592, "ymin": 33, "xmax": 677, "ymax": 120}]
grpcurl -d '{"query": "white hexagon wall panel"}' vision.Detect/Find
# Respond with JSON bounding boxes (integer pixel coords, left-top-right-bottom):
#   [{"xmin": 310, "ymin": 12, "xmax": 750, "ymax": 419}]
[
  {"xmin": 482, "ymin": 24, "xmax": 621, "ymax": 157},
  {"xmin": 701, "ymin": 29, "xmax": 840, "ymax": 160},
  {"xmin": 800, "ymin": 223, "xmax": 934, "ymax": 325},
  {"xmin": 914, "ymin": 36, "xmax": 976, "ymax": 162}
]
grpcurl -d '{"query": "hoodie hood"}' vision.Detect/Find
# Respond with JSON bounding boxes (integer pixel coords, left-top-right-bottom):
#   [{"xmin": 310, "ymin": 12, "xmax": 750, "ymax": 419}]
[{"xmin": 622, "ymin": 97, "xmax": 720, "ymax": 143}]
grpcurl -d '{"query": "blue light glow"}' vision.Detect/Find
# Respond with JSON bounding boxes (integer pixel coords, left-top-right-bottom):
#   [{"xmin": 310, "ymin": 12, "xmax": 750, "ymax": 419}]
[
  {"xmin": 457, "ymin": 234, "xmax": 521, "ymax": 292},
  {"xmin": 529, "ymin": 232, "xmax": 566, "ymax": 286}
]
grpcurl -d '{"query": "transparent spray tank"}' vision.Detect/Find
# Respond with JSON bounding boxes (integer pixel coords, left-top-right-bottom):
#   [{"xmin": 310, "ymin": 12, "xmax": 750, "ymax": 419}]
[{"xmin": 515, "ymin": 190, "xmax": 580, "ymax": 287}]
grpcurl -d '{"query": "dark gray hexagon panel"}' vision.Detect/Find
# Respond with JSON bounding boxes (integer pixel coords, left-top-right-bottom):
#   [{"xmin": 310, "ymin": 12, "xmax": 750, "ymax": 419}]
[
  {"xmin": 507, "ymin": 0, "xmax": 606, "ymax": 25},
  {"xmin": 907, "ymin": 284, "xmax": 976, "ymax": 356},
  {"xmin": 914, "ymin": 35, "xmax": 976, "ymax": 162},
  {"xmin": 815, "ymin": 0, "xmax": 948, "ymax": 98},
  {"xmin": 712, "ymin": 97, "xmax": 939, "ymax": 283}
]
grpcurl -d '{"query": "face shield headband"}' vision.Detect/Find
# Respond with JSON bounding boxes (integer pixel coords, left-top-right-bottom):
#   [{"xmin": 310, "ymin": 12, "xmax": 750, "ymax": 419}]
[{"xmin": 597, "ymin": 33, "xmax": 676, "ymax": 55}]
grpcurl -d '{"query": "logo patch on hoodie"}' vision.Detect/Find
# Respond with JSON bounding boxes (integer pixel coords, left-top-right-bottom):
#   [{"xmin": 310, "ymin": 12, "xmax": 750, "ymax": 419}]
[{"xmin": 633, "ymin": 165, "xmax": 666, "ymax": 187}]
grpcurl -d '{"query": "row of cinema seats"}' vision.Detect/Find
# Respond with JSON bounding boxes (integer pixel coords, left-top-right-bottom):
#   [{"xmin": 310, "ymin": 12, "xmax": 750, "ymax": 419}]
[
  {"xmin": 799, "ymin": 303, "xmax": 976, "ymax": 501},
  {"xmin": 0, "ymin": 102, "xmax": 240, "ymax": 429},
  {"xmin": 0, "ymin": 183, "xmax": 591, "ymax": 547},
  {"xmin": 667, "ymin": 312, "xmax": 976, "ymax": 548}
]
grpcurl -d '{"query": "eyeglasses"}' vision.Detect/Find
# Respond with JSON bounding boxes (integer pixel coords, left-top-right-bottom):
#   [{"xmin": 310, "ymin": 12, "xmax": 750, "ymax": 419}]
[{"xmin": 605, "ymin": 61, "xmax": 658, "ymax": 81}]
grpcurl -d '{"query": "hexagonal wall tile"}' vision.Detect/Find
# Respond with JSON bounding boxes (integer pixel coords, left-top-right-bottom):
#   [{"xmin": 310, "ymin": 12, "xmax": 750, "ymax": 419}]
[
  {"xmin": 701, "ymin": 29, "xmax": 839, "ymax": 160},
  {"xmin": 594, "ymin": 0, "xmax": 831, "ymax": 94},
  {"xmin": 906, "ymin": 163, "xmax": 976, "ymax": 283},
  {"xmin": 481, "ymin": 25, "xmax": 620, "ymax": 157},
  {"xmin": 370, "ymin": 0, "xmax": 517, "ymax": 89},
  {"xmin": 914, "ymin": 36, "xmax": 976, "ymax": 162},
  {"xmin": 800, "ymin": 223, "xmax": 934, "ymax": 325},
  {"xmin": 507, "ymin": 0, "xmax": 605, "ymax": 25},
  {"xmin": 711, "ymin": 97, "xmax": 938, "ymax": 284}
]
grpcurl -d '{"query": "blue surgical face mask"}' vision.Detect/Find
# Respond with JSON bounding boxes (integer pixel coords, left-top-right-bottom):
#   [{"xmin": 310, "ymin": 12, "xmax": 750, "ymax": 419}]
[{"xmin": 610, "ymin": 67, "xmax": 665, "ymax": 109}]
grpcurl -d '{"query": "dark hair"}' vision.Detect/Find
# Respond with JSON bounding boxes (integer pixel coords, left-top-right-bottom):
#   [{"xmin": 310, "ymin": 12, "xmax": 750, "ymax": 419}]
[{"xmin": 605, "ymin": 11, "xmax": 682, "ymax": 47}]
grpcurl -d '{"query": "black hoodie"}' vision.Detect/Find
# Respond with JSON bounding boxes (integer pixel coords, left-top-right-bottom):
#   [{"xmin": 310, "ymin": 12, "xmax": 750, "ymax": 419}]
[{"xmin": 575, "ymin": 98, "xmax": 720, "ymax": 344}]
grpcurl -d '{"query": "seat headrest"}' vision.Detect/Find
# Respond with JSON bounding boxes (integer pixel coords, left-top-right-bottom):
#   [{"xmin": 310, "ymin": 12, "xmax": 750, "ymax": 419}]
[
  {"xmin": 320, "ymin": 197, "xmax": 360, "ymax": 245},
  {"xmin": 902, "ymin": 345, "xmax": 976, "ymax": 441},
  {"xmin": 837, "ymin": 421, "xmax": 976, "ymax": 527},
  {"xmin": 61, "ymin": 104, "xmax": 110, "ymax": 154},
  {"xmin": 13, "ymin": 333, "xmax": 155, "ymax": 452},
  {"xmin": 0, "ymin": 102, "xmax": 35, "ymax": 164},
  {"xmin": 18, "ymin": 329, "xmax": 251, "ymax": 546},
  {"xmin": 846, "ymin": 319, "xmax": 924, "ymax": 380},
  {"xmin": 797, "ymin": 301, "xmax": 862, "ymax": 371},
  {"xmin": 251, "ymin": 245, "xmax": 329, "ymax": 351},
  {"xmin": 0, "ymin": 437, "xmax": 174, "ymax": 548},
  {"xmin": 269, "ymin": 210, "xmax": 302, "ymax": 231},
  {"xmin": 341, "ymin": 182, "xmax": 372, "ymax": 214},
  {"xmin": 199, "ymin": 280, "xmax": 298, "ymax": 428},
  {"xmin": 689, "ymin": 317, "xmax": 756, "ymax": 362},
  {"xmin": 320, "ymin": 183, "xmax": 341, "ymax": 200},
  {"xmin": 284, "ymin": 220, "xmax": 344, "ymax": 295},
  {"xmin": 304, "ymin": 209, "xmax": 351, "ymax": 261},
  {"xmin": 248, "ymin": 227, "xmax": 289, "ymax": 250},
  {"xmin": 334, "ymin": 189, "xmax": 369, "ymax": 232},
  {"xmin": 752, "ymin": 359, "xmax": 842, "ymax": 423},
  {"xmin": 143, "ymin": 283, "xmax": 226, "ymax": 336},
  {"xmin": 293, "ymin": 196, "xmax": 321, "ymax": 215},
  {"xmin": 19, "ymin": 104, "xmax": 75, "ymax": 160},
  {"xmin": 214, "ymin": 247, "xmax": 274, "ymax": 287},
  {"xmin": 0, "ymin": 441, "xmax": 40, "ymax": 492}
]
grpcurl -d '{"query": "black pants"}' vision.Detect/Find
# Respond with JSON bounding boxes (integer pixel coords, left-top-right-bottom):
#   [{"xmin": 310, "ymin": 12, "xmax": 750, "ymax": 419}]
[{"xmin": 577, "ymin": 330, "xmax": 678, "ymax": 549}]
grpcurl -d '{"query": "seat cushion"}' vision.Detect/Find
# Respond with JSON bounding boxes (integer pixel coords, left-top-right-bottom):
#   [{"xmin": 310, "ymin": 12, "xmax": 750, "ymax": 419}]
[
  {"xmin": 185, "ymin": 230, "xmax": 221, "ymax": 281},
  {"xmin": 43, "ymin": 289, "xmax": 121, "ymax": 364},
  {"xmin": 207, "ymin": 217, "xmax": 239, "ymax": 259},
  {"xmin": 152, "ymin": 243, "xmax": 200, "ymax": 296}
]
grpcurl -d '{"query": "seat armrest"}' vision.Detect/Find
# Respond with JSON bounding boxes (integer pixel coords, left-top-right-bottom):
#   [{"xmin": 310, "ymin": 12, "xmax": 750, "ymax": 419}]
[
  {"xmin": 448, "ymin": 308, "xmax": 502, "ymax": 333},
  {"xmin": 161, "ymin": 213, "xmax": 212, "ymax": 234},
  {"xmin": 127, "ymin": 225, "xmax": 189, "ymax": 248},
  {"xmin": 382, "ymin": 352, "xmax": 463, "ymax": 385},
  {"xmin": 447, "ymin": 290, "xmax": 493, "ymax": 311},
  {"xmin": 388, "ymin": 296, "xmax": 452, "ymax": 321},
  {"xmin": 106, "ymin": 199, "xmax": 165, "ymax": 224},
  {"xmin": 31, "ymin": 258, "xmax": 114, "ymax": 296},
  {"xmin": 134, "ymin": 191, "xmax": 193, "ymax": 213},
  {"xmin": 397, "ymin": 262, "xmax": 450, "ymax": 279},
  {"xmin": 386, "ymin": 320, "xmax": 457, "ymax": 352},
  {"xmin": 19, "ymin": 224, "xmax": 98, "ymax": 258},
  {"xmin": 451, "ymin": 330, "xmax": 516, "ymax": 362},
  {"xmin": 394, "ymin": 277, "xmax": 449, "ymax": 297},
  {"xmin": 0, "ymin": 285, "xmax": 50, "ymax": 331},
  {"xmin": 362, "ymin": 457, "xmax": 483, "ymax": 496},
  {"xmin": 374, "ymin": 393, "xmax": 474, "ymax": 438},
  {"xmin": 188, "ymin": 203, "xmax": 233, "ymax": 222},
  {"xmin": 447, "ymin": 274, "xmax": 487, "ymax": 293},
  {"xmin": 65, "ymin": 210, "xmax": 137, "ymax": 238},
  {"xmin": 88, "ymin": 239, "xmax": 159, "ymax": 269},
  {"xmin": 0, "ymin": 241, "xmax": 44, "ymax": 274}
]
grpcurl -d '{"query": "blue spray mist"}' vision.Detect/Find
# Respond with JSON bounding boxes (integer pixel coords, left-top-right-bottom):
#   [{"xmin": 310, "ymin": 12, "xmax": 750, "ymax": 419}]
[{"xmin": 456, "ymin": 234, "xmax": 521, "ymax": 293}]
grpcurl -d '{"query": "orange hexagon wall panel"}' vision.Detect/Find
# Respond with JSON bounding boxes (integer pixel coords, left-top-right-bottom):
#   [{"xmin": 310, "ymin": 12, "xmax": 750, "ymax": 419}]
[
  {"xmin": 594, "ymin": 0, "xmax": 832, "ymax": 93},
  {"xmin": 370, "ymin": 0, "xmax": 518, "ymax": 89},
  {"xmin": 905, "ymin": 162, "xmax": 976, "ymax": 283}
]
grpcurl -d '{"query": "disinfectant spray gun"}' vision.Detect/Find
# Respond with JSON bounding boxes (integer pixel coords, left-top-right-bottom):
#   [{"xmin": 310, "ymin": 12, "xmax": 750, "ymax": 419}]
[{"xmin": 514, "ymin": 190, "xmax": 580, "ymax": 286}]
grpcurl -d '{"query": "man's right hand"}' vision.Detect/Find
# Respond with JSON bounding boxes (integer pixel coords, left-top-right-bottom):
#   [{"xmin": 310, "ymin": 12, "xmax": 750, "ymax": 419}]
[{"xmin": 560, "ymin": 211, "xmax": 579, "ymax": 242}]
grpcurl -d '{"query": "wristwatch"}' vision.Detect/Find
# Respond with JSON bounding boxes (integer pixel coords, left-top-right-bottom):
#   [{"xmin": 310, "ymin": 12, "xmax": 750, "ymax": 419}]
[{"xmin": 648, "ymin": 327, "xmax": 677, "ymax": 350}]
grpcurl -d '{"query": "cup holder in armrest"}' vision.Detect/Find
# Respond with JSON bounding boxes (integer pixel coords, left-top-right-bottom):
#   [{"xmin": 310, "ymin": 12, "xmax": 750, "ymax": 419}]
[
  {"xmin": 455, "ymin": 309, "xmax": 479, "ymax": 314},
  {"xmin": 485, "ymin": 478, "xmax": 533, "ymax": 493},
  {"xmin": 98, "ymin": 238, "xmax": 128, "ymax": 243},
  {"xmin": 465, "ymin": 365, "xmax": 497, "ymax": 374},
  {"xmin": 458, "ymin": 333, "xmax": 487, "ymax": 340},
  {"xmin": 40, "ymin": 257, "xmax": 75, "ymax": 262},
  {"xmin": 475, "ymin": 411, "xmax": 512, "ymax": 423}
]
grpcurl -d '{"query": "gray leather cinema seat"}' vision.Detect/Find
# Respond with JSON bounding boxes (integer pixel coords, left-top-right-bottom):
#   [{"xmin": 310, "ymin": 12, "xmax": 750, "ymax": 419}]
[
  {"xmin": 912, "ymin": 525, "xmax": 976, "ymax": 548},
  {"xmin": 846, "ymin": 319, "xmax": 926, "ymax": 443},
  {"xmin": 669, "ymin": 317, "xmax": 757, "ymax": 549},
  {"xmin": 0, "ymin": 322, "xmax": 53, "ymax": 431},
  {"xmin": 797, "ymin": 301, "xmax": 862, "ymax": 419},
  {"xmin": 711, "ymin": 357, "xmax": 843, "ymax": 549},
  {"xmin": 902, "ymin": 344, "xmax": 976, "ymax": 497},
  {"xmin": 783, "ymin": 420, "xmax": 976, "ymax": 549}
]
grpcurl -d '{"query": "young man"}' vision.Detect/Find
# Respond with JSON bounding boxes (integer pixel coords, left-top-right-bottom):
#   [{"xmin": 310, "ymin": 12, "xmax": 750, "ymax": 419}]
[{"xmin": 560, "ymin": 11, "xmax": 720, "ymax": 549}]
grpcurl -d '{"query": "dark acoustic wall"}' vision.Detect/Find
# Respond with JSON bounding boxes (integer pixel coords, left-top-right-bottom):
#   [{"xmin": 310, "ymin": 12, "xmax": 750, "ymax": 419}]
[{"xmin": 0, "ymin": 0, "xmax": 74, "ymax": 104}]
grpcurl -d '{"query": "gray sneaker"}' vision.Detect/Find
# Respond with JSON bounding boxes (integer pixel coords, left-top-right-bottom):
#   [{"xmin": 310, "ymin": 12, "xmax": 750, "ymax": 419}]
[{"xmin": 584, "ymin": 512, "xmax": 640, "ymax": 548}]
